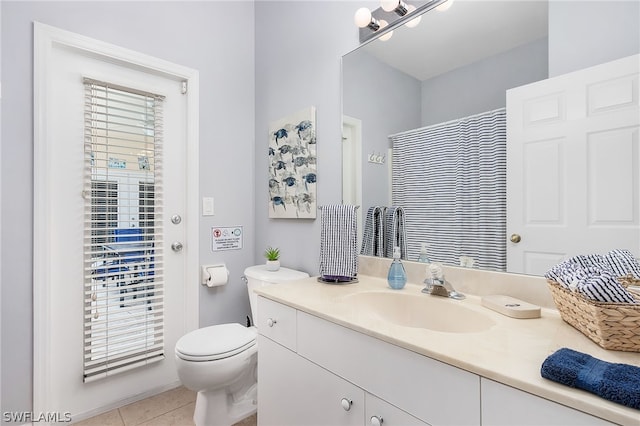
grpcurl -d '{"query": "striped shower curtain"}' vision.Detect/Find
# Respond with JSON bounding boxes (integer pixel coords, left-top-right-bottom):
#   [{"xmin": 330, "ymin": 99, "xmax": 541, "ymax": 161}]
[{"xmin": 390, "ymin": 108, "xmax": 507, "ymax": 271}]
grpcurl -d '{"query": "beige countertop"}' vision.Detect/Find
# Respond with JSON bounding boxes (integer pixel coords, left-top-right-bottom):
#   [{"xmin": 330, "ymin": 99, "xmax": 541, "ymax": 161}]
[{"xmin": 255, "ymin": 274, "xmax": 640, "ymax": 426}]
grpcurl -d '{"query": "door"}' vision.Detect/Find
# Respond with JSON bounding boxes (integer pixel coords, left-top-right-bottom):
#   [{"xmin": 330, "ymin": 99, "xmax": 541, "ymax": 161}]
[
  {"xmin": 34, "ymin": 24, "xmax": 199, "ymax": 419},
  {"xmin": 507, "ymin": 54, "xmax": 639, "ymax": 275},
  {"xmin": 342, "ymin": 116, "xmax": 363, "ymax": 247}
]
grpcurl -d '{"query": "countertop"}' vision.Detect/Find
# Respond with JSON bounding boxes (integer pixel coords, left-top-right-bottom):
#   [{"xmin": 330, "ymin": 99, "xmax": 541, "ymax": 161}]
[{"xmin": 255, "ymin": 275, "xmax": 640, "ymax": 425}]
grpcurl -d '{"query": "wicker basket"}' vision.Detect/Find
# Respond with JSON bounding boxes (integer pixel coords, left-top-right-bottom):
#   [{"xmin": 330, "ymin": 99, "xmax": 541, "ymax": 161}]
[{"xmin": 547, "ymin": 279, "xmax": 640, "ymax": 352}]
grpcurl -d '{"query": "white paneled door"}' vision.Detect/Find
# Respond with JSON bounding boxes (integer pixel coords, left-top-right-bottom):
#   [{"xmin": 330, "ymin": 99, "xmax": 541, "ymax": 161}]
[
  {"xmin": 34, "ymin": 24, "xmax": 199, "ymax": 420},
  {"xmin": 507, "ymin": 54, "xmax": 639, "ymax": 275}
]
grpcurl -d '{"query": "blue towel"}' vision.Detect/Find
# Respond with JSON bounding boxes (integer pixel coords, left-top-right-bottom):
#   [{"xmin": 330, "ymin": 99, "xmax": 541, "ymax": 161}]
[{"xmin": 541, "ymin": 348, "xmax": 640, "ymax": 409}]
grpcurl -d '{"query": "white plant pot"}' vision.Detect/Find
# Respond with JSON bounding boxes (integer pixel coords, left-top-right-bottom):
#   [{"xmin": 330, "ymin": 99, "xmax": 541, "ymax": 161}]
[{"xmin": 266, "ymin": 260, "xmax": 280, "ymax": 271}]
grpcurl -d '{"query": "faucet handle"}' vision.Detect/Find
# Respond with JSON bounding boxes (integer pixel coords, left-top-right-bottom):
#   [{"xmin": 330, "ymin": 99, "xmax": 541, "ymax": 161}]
[{"xmin": 428, "ymin": 262, "xmax": 444, "ymax": 280}]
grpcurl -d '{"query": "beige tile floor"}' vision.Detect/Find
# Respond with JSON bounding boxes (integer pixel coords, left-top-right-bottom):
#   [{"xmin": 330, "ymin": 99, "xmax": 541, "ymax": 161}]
[{"xmin": 74, "ymin": 386, "xmax": 257, "ymax": 426}]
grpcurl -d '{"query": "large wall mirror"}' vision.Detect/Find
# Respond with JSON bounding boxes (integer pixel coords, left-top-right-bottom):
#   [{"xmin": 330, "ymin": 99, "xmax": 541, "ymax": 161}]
[{"xmin": 342, "ymin": 0, "xmax": 640, "ymax": 276}]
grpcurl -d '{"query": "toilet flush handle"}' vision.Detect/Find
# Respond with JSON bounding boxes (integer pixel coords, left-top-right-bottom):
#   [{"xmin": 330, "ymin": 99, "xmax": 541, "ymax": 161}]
[{"xmin": 267, "ymin": 318, "xmax": 277, "ymax": 327}]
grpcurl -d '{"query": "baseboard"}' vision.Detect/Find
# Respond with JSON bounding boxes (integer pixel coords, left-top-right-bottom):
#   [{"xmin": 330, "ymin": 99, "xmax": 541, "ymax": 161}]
[{"xmin": 69, "ymin": 380, "xmax": 183, "ymax": 423}]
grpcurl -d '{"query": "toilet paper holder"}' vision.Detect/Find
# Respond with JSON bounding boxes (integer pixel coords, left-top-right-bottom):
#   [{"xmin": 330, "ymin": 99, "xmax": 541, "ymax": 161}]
[{"xmin": 201, "ymin": 263, "xmax": 229, "ymax": 287}]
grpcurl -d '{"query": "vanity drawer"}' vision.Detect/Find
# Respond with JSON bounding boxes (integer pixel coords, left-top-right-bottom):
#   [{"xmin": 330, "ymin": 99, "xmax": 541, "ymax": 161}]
[
  {"xmin": 256, "ymin": 296, "xmax": 297, "ymax": 351},
  {"xmin": 297, "ymin": 310, "xmax": 480, "ymax": 426},
  {"xmin": 366, "ymin": 393, "xmax": 428, "ymax": 426}
]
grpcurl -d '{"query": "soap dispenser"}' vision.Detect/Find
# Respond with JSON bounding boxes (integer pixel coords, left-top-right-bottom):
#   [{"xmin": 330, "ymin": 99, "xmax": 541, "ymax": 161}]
[
  {"xmin": 417, "ymin": 243, "xmax": 431, "ymax": 264},
  {"xmin": 387, "ymin": 246, "xmax": 407, "ymax": 290}
]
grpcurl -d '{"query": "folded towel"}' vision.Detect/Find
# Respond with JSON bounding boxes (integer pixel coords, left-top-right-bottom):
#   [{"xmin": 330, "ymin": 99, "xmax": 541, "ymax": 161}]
[
  {"xmin": 383, "ymin": 206, "xmax": 407, "ymax": 259},
  {"xmin": 545, "ymin": 256, "xmax": 637, "ymax": 304},
  {"xmin": 541, "ymin": 348, "xmax": 640, "ymax": 409},
  {"xmin": 360, "ymin": 206, "xmax": 385, "ymax": 257},
  {"xmin": 578, "ymin": 269, "xmax": 637, "ymax": 303},
  {"xmin": 605, "ymin": 249, "xmax": 640, "ymax": 279},
  {"xmin": 319, "ymin": 204, "xmax": 358, "ymax": 279}
]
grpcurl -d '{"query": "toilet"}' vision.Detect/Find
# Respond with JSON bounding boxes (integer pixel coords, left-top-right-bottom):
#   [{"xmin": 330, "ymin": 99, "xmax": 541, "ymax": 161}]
[{"xmin": 175, "ymin": 265, "xmax": 309, "ymax": 426}]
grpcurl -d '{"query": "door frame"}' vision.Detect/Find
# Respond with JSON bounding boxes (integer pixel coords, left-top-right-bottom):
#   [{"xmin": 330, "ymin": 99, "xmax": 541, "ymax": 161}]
[{"xmin": 33, "ymin": 22, "xmax": 199, "ymax": 414}]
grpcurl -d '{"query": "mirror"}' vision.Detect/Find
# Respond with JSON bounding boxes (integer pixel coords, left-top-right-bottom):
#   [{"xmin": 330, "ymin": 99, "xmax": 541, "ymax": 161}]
[{"xmin": 342, "ymin": 0, "xmax": 640, "ymax": 276}]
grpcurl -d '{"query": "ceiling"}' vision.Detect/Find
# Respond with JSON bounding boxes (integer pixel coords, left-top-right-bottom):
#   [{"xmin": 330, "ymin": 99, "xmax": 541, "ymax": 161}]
[{"xmin": 362, "ymin": 0, "xmax": 549, "ymax": 81}]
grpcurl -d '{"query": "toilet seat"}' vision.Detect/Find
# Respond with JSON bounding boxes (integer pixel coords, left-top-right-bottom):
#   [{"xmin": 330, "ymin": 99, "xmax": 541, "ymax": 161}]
[{"xmin": 175, "ymin": 323, "xmax": 257, "ymax": 362}]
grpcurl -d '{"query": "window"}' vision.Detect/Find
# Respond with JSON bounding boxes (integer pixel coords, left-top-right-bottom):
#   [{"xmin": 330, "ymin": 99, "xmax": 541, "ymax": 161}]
[{"xmin": 83, "ymin": 78, "xmax": 165, "ymax": 381}]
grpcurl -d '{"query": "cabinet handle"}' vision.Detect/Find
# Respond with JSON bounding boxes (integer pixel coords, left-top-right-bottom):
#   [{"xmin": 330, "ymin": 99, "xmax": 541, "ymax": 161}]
[
  {"xmin": 340, "ymin": 398, "xmax": 352, "ymax": 411},
  {"xmin": 266, "ymin": 318, "xmax": 277, "ymax": 327},
  {"xmin": 370, "ymin": 415, "xmax": 383, "ymax": 426}
]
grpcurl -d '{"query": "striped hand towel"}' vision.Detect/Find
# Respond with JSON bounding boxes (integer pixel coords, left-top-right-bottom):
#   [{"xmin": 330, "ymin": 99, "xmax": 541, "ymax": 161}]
[
  {"xmin": 360, "ymin": 206, "xmax": 385, "ymax": 257},
  {"xmin": 319, "ymin": 204, "xmax": 359, "ymax": 279},
  {"xmin": 604, "ymin": 249, "xmax": 640, "ymax": 279},
  {"xmin": 545, "ymin": 256, "xmax": 637, "ymax": 303},
  {"xmin": 384, "ymin": 206, "xmax": 407, "ymax": 259}
]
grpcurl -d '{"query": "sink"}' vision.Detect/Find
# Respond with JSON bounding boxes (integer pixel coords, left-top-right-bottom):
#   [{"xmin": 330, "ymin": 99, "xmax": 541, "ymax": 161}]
[{"xmin": 341, "ymin": 291, "xmax": 496, "ymax": 333}]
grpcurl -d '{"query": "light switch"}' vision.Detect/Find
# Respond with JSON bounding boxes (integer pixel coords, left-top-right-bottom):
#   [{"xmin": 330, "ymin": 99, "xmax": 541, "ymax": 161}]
[{"xmin": 202, "ymin": 197, "xmax": 214, "ymax": 216}]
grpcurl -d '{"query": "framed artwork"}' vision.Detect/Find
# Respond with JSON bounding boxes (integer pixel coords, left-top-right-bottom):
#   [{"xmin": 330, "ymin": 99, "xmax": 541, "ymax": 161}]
[{"xmin": 268, "ymin": 106, "xmax": 317, "ymax": 219}]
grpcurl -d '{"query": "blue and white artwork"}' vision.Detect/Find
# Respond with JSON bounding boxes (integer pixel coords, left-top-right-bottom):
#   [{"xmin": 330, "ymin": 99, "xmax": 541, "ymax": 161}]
[{"xmin": 268, "ymin": 106, "xmax": 317, "ymax": 219}]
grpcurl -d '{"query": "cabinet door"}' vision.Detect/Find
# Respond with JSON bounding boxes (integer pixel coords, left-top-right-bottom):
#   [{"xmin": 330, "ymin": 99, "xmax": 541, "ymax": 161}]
[
  {"xmin": 365, "ymin": 393, "xmax": 429, "ymax": 426},
  {"xmin": 297, "ymin": 311, "xmax": 480, "ymax": 425},
  {"xmin": 481, "ymin": 378, "xmax": 616, "ymax": 426},
  {"xmin": 258, "ymin": 335, "xmax": 364, "ymax": 426}
]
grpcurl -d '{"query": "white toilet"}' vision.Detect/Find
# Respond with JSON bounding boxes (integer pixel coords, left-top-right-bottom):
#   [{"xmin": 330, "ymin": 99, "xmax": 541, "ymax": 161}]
[{"xmin": 175, "ymin": 265, "xmax": 309, "ymax": 426}]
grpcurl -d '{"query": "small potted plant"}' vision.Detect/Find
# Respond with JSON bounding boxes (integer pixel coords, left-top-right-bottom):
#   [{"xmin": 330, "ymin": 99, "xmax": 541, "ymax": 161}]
[{"xmin": 264, "ymin": 246, "xmax": 281, "ymax": 271}]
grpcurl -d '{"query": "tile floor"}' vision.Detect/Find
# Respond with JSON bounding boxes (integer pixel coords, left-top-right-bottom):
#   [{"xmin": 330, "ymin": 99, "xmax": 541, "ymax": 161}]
[{"xmin": 74, "ymin": 386, "xmax": 257, "ymax": 426}]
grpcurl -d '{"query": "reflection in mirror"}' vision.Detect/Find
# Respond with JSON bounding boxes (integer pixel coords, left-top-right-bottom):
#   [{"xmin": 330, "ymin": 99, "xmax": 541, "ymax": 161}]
[{"xmin": 342, "ymin": 0, "xmax": 640, "ymax": 276}]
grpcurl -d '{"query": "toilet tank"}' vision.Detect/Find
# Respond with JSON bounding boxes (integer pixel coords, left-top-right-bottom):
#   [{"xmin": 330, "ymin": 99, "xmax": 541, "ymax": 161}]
[{"xmin": 244, "ymin": 265, "xmax": 309, "ymax": 323}]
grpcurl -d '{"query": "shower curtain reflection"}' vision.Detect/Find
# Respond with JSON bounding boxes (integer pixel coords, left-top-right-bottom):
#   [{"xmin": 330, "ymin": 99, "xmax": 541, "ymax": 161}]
[{"xmin": 390, "ymin": 108, "xmax": 507, "ymax": 270}]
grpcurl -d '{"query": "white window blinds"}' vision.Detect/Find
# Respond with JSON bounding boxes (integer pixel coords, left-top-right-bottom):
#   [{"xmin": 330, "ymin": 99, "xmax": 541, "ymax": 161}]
[{"xmin": 83, "ymin": 78, "xmax": 165, "ymax": 382}]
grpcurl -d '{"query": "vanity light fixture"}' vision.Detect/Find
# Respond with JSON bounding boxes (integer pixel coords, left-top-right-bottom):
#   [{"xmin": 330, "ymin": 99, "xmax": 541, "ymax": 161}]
[
  {"xmin": 436, "ymin": 0, "xmax": 454, "ymax": 12},
  {"xmin": 381, "ymin": 0, "xmax": 408, "ymax": 16},
  {"xmin": 356, "ymin": 0, "xmax": 450, "ymax": 44},
  {"xmin": 354, "ymin": 7, "xmax": 380, "ymax": 31},
  {"xmin": 404, "ymin": 4, "xmax": 422, "ymax": 28},
  {"xmin": 378, "ymin": 20, "xmax": 393, "ymax": 41}
]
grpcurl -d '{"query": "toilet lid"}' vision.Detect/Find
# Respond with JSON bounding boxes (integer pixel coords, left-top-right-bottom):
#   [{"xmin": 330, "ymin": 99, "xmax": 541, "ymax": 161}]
[{"xmin": 175, "ymin": 323, "xmax": 257, "ymax": 362}]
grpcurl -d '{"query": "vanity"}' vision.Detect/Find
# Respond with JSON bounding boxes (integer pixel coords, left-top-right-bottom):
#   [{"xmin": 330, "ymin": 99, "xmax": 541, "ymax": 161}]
[{"xmin": 254, "ymin": 260, "xmax": 640, "ymax": 426}]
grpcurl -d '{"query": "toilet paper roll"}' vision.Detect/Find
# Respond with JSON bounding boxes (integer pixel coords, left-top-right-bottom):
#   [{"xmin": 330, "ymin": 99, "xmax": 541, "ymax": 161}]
[{"xmin": 206, "ymin": 265, "xmax": 229, "ymax": 287}]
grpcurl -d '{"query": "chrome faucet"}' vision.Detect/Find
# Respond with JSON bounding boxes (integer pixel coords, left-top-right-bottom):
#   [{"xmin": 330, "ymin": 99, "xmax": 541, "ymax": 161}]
[{"xmin": 421, "ymin": 263, "xmax": 465, "ymax": 300}]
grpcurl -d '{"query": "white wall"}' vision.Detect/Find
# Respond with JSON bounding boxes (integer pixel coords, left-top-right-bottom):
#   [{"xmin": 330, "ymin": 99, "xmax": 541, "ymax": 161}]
[
  {"xmin": 549, "ymin": 0, "xmax": 640, "ymax": 77},
  {"xmin": 4, "ymin": 0, "xmax": 636, "ymax": 419},
  {"xmin": 1, "ymin": 0, "xmax": 255, "ymax": 417},
  {"xmin": 343, "ymin": 49, "xmax": 422, "ymax": 213},
  {"xmin": 254, "ymin": 1, "xmax": 362, "ymax": 275}
]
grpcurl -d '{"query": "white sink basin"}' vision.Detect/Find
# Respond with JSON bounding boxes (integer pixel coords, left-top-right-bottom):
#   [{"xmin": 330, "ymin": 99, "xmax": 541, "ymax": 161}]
[{"xmin": 341, "ymin": 291, "xmax": 496, "ymax": 333}]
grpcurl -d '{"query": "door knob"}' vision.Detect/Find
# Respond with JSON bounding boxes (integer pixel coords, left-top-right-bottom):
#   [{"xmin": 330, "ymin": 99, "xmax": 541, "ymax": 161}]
[
  {"xmin": 340, "ymin": 398, "xmax": 352, "ymax": 411},
  {"xmin": 171, "ymin": 241, "xmax": 184, "ymax": 252},
  {"xmin": 510, "ymin": 234, "xmax": 522, "ymax": 243},
  {"xmin": 370, "ymin": 415, "xmax": 383, "ymax": 426}
]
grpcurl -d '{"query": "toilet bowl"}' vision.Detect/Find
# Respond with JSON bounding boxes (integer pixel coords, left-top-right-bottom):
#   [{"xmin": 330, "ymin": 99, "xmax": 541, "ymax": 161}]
[{"xmin": 175, "ymin": 265, "xmax": 309, "ymax": 426}]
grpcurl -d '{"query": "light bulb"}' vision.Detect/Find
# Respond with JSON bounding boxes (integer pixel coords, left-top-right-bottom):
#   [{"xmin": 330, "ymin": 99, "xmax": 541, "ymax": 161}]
[
  {"xmin": 405, "ymin": 4, "xmax": 422, "ymax": 28},
  {"xmin": 436, "ymin": 0, "xmax": 454, "ymax": 12},
  {"xmin": 378, "ymin": 20, "xmax": 393, "ymax": 41},
  {"xmin": 354, "ymin": 7, "xmax": 373, "ymax": 28},
  {"xmin": 381, "ymin": 0, "xmax": 399, "ymax": 12}
]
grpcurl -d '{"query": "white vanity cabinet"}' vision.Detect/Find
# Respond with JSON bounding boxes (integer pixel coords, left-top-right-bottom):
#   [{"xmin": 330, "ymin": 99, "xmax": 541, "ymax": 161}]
[
  {"xmin": 257, "ymin": 296, "xmax": 471, "ymax": 426},
  {"xmin": 257, "ymin": 296, "xmax": 623, "ymax": 426},
  {"xmin": 480, "ymin": 379, "xmax": 616, "ymax": 426},
  {"xmin": 257, "ymin": 335, "xmax": 365, "ymax": 426}
]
